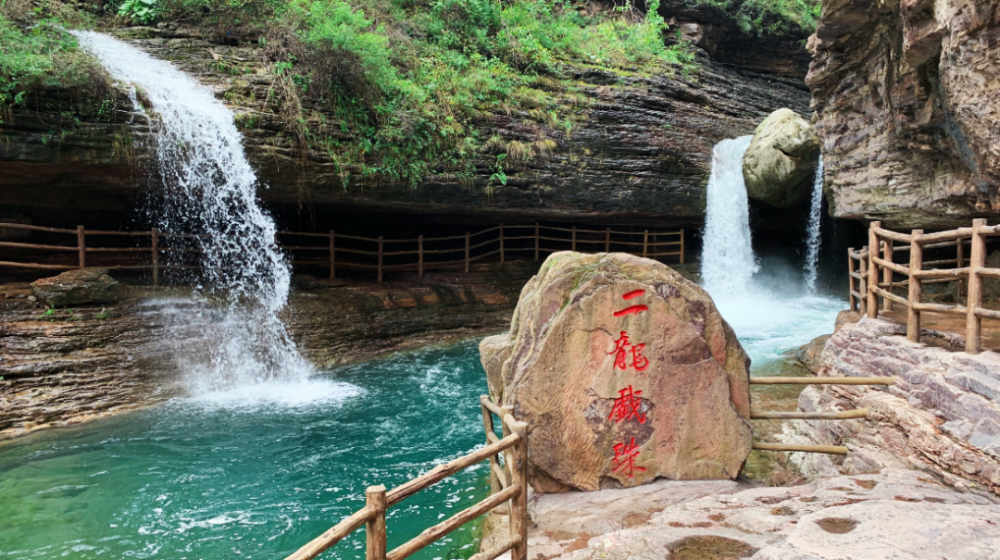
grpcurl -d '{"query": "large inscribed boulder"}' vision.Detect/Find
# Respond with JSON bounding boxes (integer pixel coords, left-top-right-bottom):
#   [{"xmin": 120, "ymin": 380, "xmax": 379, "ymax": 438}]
[{"xmin": 480, "ymin": 252, "xmax": 751, "ymax": 492}]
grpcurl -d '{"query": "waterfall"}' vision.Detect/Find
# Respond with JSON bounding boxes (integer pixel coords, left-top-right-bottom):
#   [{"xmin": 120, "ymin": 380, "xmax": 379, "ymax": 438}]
[
  {"xmin": 73, "ymin": 31, "xmax": 309, "ymax": 390},
  {"xmin": 803, "ymin": 155, "xmax": 824, "ymax": 294},
  {"xmin": 701, "ymin": 136, "xmax": 757, "ymax": 296}
]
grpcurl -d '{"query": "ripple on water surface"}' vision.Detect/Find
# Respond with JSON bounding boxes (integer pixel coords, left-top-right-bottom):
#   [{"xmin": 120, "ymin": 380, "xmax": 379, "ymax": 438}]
[{"xmin": 0, "ymin": 340, "xmax": 491, "ymax": 560}]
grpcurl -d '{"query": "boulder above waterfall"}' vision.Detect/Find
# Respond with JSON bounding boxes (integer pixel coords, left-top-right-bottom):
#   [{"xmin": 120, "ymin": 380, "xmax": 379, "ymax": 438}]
[
  {"xmin": 480, "ymin": 252, "xmax": 752, "ymax": 492},
  {"xmin": 742, "ymin": 108, "xmax": 820, "ymax": 209}
]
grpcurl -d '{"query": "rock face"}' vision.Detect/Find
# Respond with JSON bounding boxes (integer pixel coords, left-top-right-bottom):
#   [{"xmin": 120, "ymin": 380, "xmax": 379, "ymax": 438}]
[
  {"xmin": 0, "ymin": 23, "xmax": 810, "ymax": 227},
  {"xmin": 30, "ymin": 268, "xmax": 122, "ymax": 307},
  {"xmin": 499, "ymin": 468, "xmax": 999, "ymax": 560},
  {"xmin": 743, "ymin": 109, "xmax": 820, "ymax": 209},
  {"xmin": 781, "ymin": 318, "xmax": 1000, "ymax": 495},
  {"xmin": 0, "ymin": 266, "xmax": 529, "ymax": 440},
  {"xmin": 480, "ymin": 252, "xmax": 751, "ymax": 491},
  {"xmin": 809, "ymin": 0, "xmax": 1000, "ymax": 228}
]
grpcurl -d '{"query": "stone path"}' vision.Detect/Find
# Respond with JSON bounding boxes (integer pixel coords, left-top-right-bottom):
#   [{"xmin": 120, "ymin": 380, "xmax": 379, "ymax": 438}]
[{"xmin": 486, "ymin": 469, "xmax": 1000, "ymax": 560}]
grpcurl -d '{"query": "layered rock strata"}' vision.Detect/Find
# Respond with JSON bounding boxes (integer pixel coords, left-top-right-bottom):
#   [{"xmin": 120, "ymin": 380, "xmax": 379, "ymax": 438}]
[
  {"xmin": 0, "ymin": 265, "xmax": 530, "ymax": 440},
  {"xmin": 782, "ymin": 318, "xmax": 1000, "ymax": 495},
  {"xmin": 809, "ymin": 0, "xmax": 1000, "ymax": 228},
  {"xmin": 0, "ymin": 25, "xmax": 810, "ymax": 226},
  {"xmin": 481, "ymin": 252, "xmax": 751, "ymax": 491}
]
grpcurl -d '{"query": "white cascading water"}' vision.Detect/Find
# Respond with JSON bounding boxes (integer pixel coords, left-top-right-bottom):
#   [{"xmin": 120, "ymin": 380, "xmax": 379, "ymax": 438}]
[
  {"xmin": 73, "ymin": 31, "xmax": 311, "ymax": 391},
  {"xmin": 700, "ymin": 138, "xmax": 841, "ymax": 366},
  {"xmin": 701, "ymin": 135, "xmax": 758, "ymax": 295},
  {"xmin": 803, "ymin": 154, "xmax": 824, "ymax": 294}
]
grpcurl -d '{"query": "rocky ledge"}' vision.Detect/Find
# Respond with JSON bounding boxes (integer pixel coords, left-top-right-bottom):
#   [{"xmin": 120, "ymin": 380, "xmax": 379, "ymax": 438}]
[
  {"xmin": 781, "ymin": 318, "xmax": 1000, "ymax": 495},
  {"xmin": 484, "ymin": 468, "xmax": 999, "ymax": 560},
  {"xmin": 0, "ymin": 263, "xmax": 534, "ymax": 440}
]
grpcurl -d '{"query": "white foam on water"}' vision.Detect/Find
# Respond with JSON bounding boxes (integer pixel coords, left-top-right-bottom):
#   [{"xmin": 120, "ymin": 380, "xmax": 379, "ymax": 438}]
[
  {"xmin": 804, "ymin": 154, "xmax": 825, "ymax": 294},
  {"xmin": 72, "ymin": 31, "xmax": 311, "ymax": 391},
  {"xmin": 182, "ymin": 379, "xmax": 364, "ymax": 411}
]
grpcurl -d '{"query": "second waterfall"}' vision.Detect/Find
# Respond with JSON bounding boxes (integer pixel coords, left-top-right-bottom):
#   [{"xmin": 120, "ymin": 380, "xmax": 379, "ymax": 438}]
[{"xmin": 73, "ymin": 31, "xmax": 309, "ymax": 390}]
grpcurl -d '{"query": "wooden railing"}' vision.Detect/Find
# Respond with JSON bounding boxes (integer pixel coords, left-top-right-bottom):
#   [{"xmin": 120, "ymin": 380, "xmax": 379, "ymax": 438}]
[
  {"xmin": 283, "ymin": 396, "xmax": 528, "ymax": 560},
  {"xmin": 848, "ymin": 218, "xmax": 1000, "ymax": 354},
  {"xmin": 0, "ymin": 222, "xmax": 684, "ymax": 283}
]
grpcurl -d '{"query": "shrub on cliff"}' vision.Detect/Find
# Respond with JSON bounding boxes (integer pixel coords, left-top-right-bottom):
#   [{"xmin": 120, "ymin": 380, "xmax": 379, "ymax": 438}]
[{"xmin": 0, "ymin": 1, "xmax": 113, "ymax": 122}]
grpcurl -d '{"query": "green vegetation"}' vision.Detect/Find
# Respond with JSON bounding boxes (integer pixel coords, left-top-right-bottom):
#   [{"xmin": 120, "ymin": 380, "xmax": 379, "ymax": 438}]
[
  {"xmin": 682, "ymin": 0, "xmax": 821, "ymax": 36},
  {"xmin": 1, "ymin": 0, "xmax": 818, "ymax": 187},
  {"xmin": 113, "ymin": 0, "xmax": 696, "ymax": 186},
  {"xmin": 0, "ymin": 0, "xmax": 111, "ymax": 123}
]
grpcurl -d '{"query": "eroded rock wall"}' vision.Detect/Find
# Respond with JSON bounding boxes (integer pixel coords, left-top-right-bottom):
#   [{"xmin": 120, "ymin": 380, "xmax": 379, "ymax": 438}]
[{"xmin": 809, "ymin": 0, "xmax": 1000, "ymax": 229}]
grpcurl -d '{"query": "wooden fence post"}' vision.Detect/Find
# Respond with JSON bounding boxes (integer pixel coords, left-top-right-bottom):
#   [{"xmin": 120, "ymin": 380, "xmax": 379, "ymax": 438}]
[
  {"xmin": 465, "ymin": 232, "xmax": 470, "ymax": 274},
  {"xmin": 534, "ymin": 223, "xmax": 539, "ymax": 262},
  {"xmin": 151, "ymin": 227, "xmax": 160, "ymax": 287},
  {"xmin": 883, "ymin": 238, "xmax": 894, "ymax": 311},
  {"xmin": 480, "ymin": 396, "xmax": 501, "ymax": 496},
  {"xmin": 605, "ymin": 227, "xmax": 610, "ymax": 253},
  {"xmin": 505, "ymin": 414, "xmax": 529, "ymax": 560},
  {"xmin": 642, "ymin": 230, "xmax": 648, "ymax": 258},
  {"xmin": 859, "ymin": 246, "xmax": 868, "ymax": 317},
  {"xmin": 330, "ymin": 230, "xmax": 336, "ymax": 280},
  {"xmin": 77, "ymin": 225, "xmax": 86, "ymax": 269},
  {"xmin": 499, "ymin": 223, "xmax": 505, "ymax": 264},
  {"xmin": 366, "ymin": 485, "xmax": 387, "ymax": 560},
  {"xmin": 957, "ymin": 238, "xmax": 965, "ymax": 298},
  {"xmin": 679, "ymin": 229, "xmax": 685, "ymax": 264},
  {"xmin": 378, "ymin": 236, "xmax": 384, "ymax": 283},
  {"xmin": 867, "ymin": 222, "xmax": 880, "ymax": 318},
  {"xmin": 571, "ymin": 226, "xmax": 577, "ymax": 252},
  {"xmin": 966, "ymin": 218, "xmax": 986, "ymax": 354},
  {"xmin": 499, "ymin": 404, "xmax": 515, "ymax": 518},
  {"xmin": 847, "ymin": 247, "xmax": 856, "ymax": 312},
  {"xmin": 907, "ymin": 231, "xmax": 923, "ymax": 343},
  {"xmin": 418, "ymin": 235, "xmax": 424, "ymax": 280}
]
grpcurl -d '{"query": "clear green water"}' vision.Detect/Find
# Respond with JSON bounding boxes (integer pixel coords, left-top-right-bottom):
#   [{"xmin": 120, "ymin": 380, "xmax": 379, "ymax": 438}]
[{"xmin": 0, "ymin": 340, "xmax": 492, "ymax": 560}]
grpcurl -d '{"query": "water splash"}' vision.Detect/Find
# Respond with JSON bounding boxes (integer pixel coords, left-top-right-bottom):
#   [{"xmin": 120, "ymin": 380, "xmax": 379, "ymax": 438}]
[
  {"xmin": 73, "ymin": 31, "xmax": 310, "ymax": 390},
  {"xmin": 700, "ymin": 139, "xmax": 841, "ymax": 368},
  {"xmin": 700, "ymin": 136, "xmax": 758, "ymax": 295},
  {"xmin": 803, "ymin": 154, "xmax": 824, "ymax": 294}
]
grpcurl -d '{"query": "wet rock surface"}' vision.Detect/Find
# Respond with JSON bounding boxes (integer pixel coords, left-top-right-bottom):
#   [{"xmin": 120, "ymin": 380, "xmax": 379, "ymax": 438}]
[
  {"xmin": 809, "ymin": 0, "xmax": 1000, "ymax": 228},
  {"xmin": 481, "ymin": 252, "xmax": 751, "ymax": 491},
  {"xmin": 780, "ymin": 318, "xmax": 1000, "ymax": 495},
  {"xmin": 742, "ymin": 109, "xmax": 820, "ymax": 209},
  {"xmin": 30, "ymin": 267, "xmax": 122, "ymax": 307},
  {"xmin": 488, "ymin": 469, "xmax": 999, "ymax": 560},
  {"xmin": 0, "ymin": 264, "xmax": 532, "ymax": 440}
]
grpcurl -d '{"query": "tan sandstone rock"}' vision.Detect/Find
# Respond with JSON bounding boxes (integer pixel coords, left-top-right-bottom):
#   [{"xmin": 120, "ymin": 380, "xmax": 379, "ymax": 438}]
[
  {"xmin": 742, "ymin": 108, "xmax": 820, "ymax": 209},
  {"xmin": 480, "ymin": 252, "xmax": 751, "ymax": 492}
]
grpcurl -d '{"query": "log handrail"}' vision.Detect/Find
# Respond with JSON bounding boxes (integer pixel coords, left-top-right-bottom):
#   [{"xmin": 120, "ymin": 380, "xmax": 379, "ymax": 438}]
[
  {"xmin": 858, "ymin": 219, "xmax": 1000, "ymax": 353},
  {"xmin": 283, "ymin": 398, "xmax": 529, "ymax": 560},
  {"xmin": 0, "ymin": 221, "xmax": 685, "ymax": 283}
]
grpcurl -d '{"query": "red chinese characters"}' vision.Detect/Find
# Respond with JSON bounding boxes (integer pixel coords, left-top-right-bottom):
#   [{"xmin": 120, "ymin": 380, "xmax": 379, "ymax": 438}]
[
  {"xmin": 611, "ymin": 437, "xmax": 646, "ymax": 478},
  {"xmin": 605, "ymin": 289, "xmax": 653, "ymax": 480},
  {"xmin": 608, "ymin": 385, "xmax": 646, "ymax": 424},
  {"xmin": 609, "ymin": 331, "xmax": 649, "ymax": 371}
]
